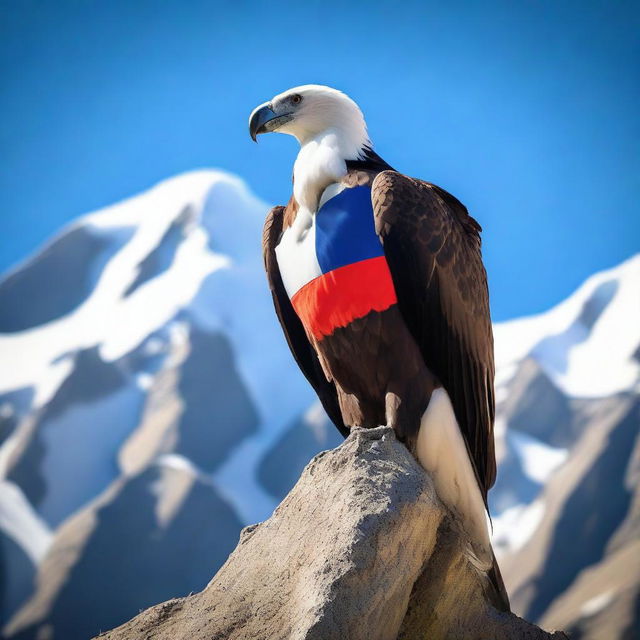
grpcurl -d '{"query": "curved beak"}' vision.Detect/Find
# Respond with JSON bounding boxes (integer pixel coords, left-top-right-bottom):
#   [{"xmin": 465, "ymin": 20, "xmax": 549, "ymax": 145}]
[
  {"xmin": 249, "ymin": 104, "xmax": 277, "ymax": 142},
  {"xmin": 248, "ymin": 103, "xmax": 293, "ymax": 142}
]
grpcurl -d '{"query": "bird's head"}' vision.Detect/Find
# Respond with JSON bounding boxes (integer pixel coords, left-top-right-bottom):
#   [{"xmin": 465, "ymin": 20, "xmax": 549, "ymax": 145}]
[{"xmin": 248, "ymin": 84, "xmax": 369, "ymax": 158}]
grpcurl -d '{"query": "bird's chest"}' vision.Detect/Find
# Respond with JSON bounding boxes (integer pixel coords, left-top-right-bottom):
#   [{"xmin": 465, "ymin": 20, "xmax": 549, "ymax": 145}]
[{"xmin": 275, "ymin": 185, "xmax": 397, "ymax": 341}]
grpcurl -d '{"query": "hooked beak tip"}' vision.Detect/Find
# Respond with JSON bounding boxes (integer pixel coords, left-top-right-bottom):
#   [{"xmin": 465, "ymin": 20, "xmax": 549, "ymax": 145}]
[{"xmin": 249, "ymin": 103, "xmax": 276, "ymax": 142}]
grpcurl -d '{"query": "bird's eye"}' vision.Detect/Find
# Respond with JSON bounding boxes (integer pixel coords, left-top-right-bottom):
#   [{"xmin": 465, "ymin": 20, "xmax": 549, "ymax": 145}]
[{"xmin": 291, "ymin": 94, "xmax": 302, "ymax": 105}]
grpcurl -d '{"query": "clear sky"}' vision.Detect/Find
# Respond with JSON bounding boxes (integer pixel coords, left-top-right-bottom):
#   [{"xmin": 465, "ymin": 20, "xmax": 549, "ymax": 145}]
[{"xmin": 1, "ymin": 0, "xmax": 638, "ymax": 321}]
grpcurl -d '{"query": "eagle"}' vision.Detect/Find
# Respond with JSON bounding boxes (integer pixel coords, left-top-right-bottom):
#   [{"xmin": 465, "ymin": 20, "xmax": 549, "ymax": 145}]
[{"xmin": 249, "ymin": 84, "xmax": 509, "ymax": 611}]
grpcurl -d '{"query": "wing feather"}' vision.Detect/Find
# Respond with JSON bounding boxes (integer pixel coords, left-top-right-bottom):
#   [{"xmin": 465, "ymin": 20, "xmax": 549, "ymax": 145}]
[{"xmin": 372, "ymin": 171, "xmax": 496, "ymax": 498}]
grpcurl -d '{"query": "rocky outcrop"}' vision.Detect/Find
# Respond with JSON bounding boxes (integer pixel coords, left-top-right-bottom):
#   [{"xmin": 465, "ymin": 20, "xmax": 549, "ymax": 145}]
[{"xmin": 98, "ymin": 427, "xmax": 567, "ymax": 640}]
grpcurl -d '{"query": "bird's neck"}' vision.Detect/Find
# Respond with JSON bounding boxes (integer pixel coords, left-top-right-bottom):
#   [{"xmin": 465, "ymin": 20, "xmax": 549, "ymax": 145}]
[{"xmin": 293, "ymin": 128, "xmax": 370, "ymax": 213}]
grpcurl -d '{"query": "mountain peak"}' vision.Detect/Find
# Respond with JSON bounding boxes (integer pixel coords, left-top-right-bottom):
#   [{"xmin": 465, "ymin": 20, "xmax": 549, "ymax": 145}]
[{"xmin": 495, "ymin": 254, "xmax": 640, "ymax": 398}]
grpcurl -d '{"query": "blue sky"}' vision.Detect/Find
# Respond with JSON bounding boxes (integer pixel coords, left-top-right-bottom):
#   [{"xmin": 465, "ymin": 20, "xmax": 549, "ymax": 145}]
[{"xmin": 1, "ymin": 0, "xmax": 638, "ymax": 321}]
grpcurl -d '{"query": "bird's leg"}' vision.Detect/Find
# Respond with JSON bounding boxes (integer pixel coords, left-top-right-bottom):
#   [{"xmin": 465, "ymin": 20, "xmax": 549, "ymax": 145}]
[{"xmin": 385, "ymin": 391, "xmax": 418, "ymax": 453}]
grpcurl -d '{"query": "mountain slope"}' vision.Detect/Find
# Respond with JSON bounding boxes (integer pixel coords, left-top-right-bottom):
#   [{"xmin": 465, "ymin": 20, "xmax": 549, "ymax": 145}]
[{"xmin": 490, "ymin": 256, "xmax": 640, "ymax": 639}]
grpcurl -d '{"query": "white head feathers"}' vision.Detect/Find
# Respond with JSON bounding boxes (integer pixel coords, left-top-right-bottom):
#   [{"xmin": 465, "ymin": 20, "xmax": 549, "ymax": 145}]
[
  {"xmin": 249, "ymin": 85, "xmax": 372, "ymax": 211},
  {"xmin": 270, "ymin": 85, "xmax": 370, "ymax": 160}
]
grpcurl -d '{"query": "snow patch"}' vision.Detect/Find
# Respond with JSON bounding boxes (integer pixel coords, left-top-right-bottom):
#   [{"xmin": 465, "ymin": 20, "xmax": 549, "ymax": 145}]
[
  {"xmin": 0, "ymin": 481, "xmax": 53, "ymax": 564},
  {"xmin": 304, "ymin": 402, "xmax": 330, "ymax": 442},
  {"xmin": 0, "ymin": 171, "xmax": 235, "ymax": 402},
  {"xmin": 492, "ymin": 499, "xmax": 545, "ymax": 555},
  {"xmin": 135, "ymin": 373, "xmax": 154, "ymax": 391},
  {"xmin": 494, "ymin": 254, "xmax": 640, "ymax": 398},
  {"xmin": 580, "ymin": 590, "xmax": 615, "ymax": 617},
  {"xmin": 143, "ymin": 337, "xmax": 166, "ymax": 357},
  {"xmin": 509, "ymin": 430, "xmax": 568, "ymax": 484},
  {"xmin": 156, "ymin": 453, "xmax": 203, "ymax": 478}
]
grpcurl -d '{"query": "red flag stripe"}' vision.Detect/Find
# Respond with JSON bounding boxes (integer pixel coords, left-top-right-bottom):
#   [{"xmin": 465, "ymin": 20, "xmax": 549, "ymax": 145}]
[{"xmin": 291, "ymin": 256, "xmax": 397, "ymax": 340}]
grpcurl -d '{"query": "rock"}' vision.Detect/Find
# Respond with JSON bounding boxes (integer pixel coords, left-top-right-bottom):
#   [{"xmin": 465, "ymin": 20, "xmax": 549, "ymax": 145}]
[{"xmin": 97, "ymin": 427, "xmax": 567, "ymax": 640}]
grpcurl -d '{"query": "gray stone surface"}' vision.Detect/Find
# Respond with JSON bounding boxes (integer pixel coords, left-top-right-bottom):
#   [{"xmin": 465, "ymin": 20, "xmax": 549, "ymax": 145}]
[{"xmin": 97, "ymin": 427, "xmax": 567, "ymax": 640}]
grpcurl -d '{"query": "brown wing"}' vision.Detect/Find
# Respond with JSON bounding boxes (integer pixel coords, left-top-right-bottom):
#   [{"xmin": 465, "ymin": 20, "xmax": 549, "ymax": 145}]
[
  {"xmin": 372, "ymin": 171, "xmax": 496, "ymax": 498},
  {"xmin": 263, "ymin": 205, "xmax": 349, "ymax": 438}
]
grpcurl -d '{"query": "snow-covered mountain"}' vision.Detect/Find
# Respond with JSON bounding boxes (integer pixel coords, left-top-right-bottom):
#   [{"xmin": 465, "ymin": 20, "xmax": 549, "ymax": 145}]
[{"xmin": 0, "ymin": 171, "xmax": 637, "ymax": 639}]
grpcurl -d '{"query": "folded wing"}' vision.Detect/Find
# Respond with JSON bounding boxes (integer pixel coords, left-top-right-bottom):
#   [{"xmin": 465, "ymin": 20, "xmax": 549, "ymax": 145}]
[{"xmin": 372, "ymin": 171, "xmax": 496, "ymax": 499}]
